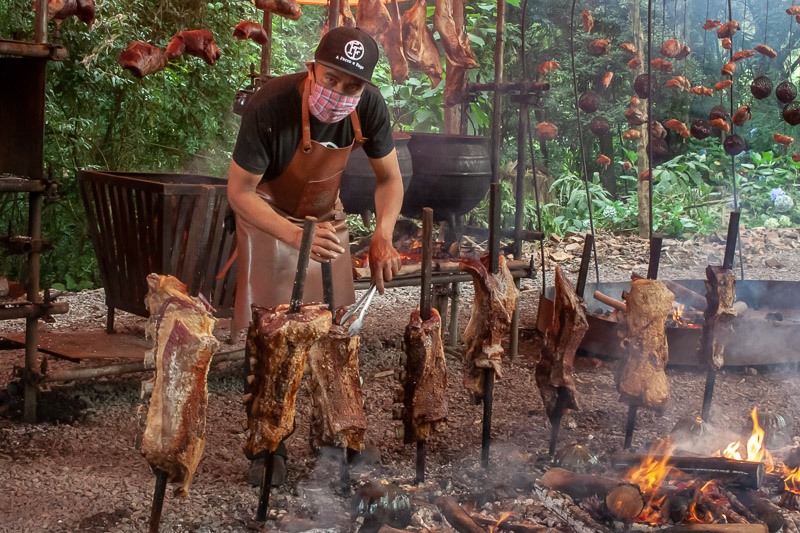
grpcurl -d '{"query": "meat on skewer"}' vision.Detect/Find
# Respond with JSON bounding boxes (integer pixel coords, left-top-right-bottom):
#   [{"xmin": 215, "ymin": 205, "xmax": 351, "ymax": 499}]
[
  {"xmin": 536, "ymin": 266, "xmax": 588, "ymax": 419},
  {"xmin": 307, "ymin": 324, "xmax": 367, "ymax": 451},
  {"xmin": 401, "ymin": 0, "xmax": 443, "ymax": 88},
  {"xmin": 357, "ymin": 0, "xmax": 409, "ymax": 83},
  {"xmin": 402, "ymin": 308, "xmax": 448, "ymax": 442},
  {"xmin": 732, "ymin": 105, "xmax": 752, "ymax": 127},
  {"xmin": 537, "ymin": 61, "xmax": 560, "ymax": 75},
  {"xmin": 118, "ymin": 42, "xmax": 168, "ymax": 78},
  {"xmin": 233, "ymin": 21, "xmax": 269, "ymax": 45},
  {"xmin": 717, "ymin": 21, "xmax": 739, "ymax": 39},
  {"xmin": 755, "ymin": 45, "xmax": 778, "ymax": 58},
  {"xmin": 459, "ymin": 254, "xmax": 519, "ymax": 400},
  {"xmin": 433, "ymin": 0, "xmax": 477, "ymax": 68},
  {"xmin": 141, "ymin": 274, "xmax": 220, "ymax": 497},
  {"xmin": 255, "ymin": 0, "xmax": 302, "ymax": 20},
  {"xmin": 702, "ymin": 19, "xmax": 721, "ymax": 30},
  {"xmin": 35, "ymin": 0, "xmax": 95, "ymax": 25},
  {"xmin": 732, "ymin": 50, "xmax": 755, "ymax": 61},
  {"xmin": 701, "ymin": 266, "xmax": 736, "ymax": 372},
  {"xmin": 660, "ymin": 38, "xmax": 681, "ymax": 58},
  {"xmin": 616, "ymin": 279, "xmax": 674, "ymax": 411},
  {"xmin": 535, "ymin": 122, "xmax": 559, "ymax": 141},
  {"xmin": 244, "ymin": 303, "xmax": 331, "ymax": 458},
  {"xmin": 582, "ymin": 10, "xmax": 594, "ymax": 32},
  {"xmin": 322, "ymin": 0, "xmax": 356, "ymax": 34},
  {"xmin": 166, "ymin": 29, "xmax": 221, "ymax": 65}
]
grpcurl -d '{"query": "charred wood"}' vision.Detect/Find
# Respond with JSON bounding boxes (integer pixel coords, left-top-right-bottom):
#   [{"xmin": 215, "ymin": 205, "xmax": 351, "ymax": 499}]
[
  {"xmin": 605, "ymin": 482, "xmax": 644, "ymax": 521},
  {"xmin": 437, "ymin": 496, "xmax": 487, "ymax": 533},
  {"xmin": 539, "ymin": 467, "xmax": 625, "ymax": 501},
  {"xmin": 660, "ymin": 525, "xmax": 767, "ymax": 532},
  {"xmin": 740, "ymin": 491, "xmax": 786, "ymax": 532},
  {"xmin": 470, "ymin": 515, "xmax": 547, "ymax": 533},
  {"xmin": 611, "ymin": 453, "xmax": 765, "ymax": 489},
  {"xmin": 534, "ymin": 481, "xmax": 612, "ymax": 533}
]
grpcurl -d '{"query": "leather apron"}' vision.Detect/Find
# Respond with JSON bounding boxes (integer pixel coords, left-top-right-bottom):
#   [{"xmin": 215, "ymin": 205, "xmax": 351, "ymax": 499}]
[{"xmin": 233, "ymin": 76, "xmax": 362, "ymax": 331}]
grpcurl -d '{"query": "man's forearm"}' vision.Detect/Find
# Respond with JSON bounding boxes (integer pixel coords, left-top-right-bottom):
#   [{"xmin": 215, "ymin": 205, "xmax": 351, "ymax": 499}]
[
  {"xmin": 229, "ymin": 190, "xmax": 301, "ymax": 245},
  {"xmin": 373, "ymin": 176, "xmax": 403, "ymax": 240}
]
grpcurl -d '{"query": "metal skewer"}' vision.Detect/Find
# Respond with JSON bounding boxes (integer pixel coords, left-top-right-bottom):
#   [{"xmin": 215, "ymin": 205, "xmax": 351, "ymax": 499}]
[
  {"xmin": 701, "ymin": 211, "xmax": 739, "ymax": 422},
  {"xmin": 256, "ymin": 216, "xmax": 317, "ymax": 522},
  {"xmin": 481, "ymin": 183, "xmax": 501, "ymax": 469},
  {"xmin": 623, "ymin": 235, "xmax": 662, "ymax": 450},
  {"xmin": 548, "ymin": 234, "xmax": 595, "ymax": 457},
  {"xmin": 148, "ymin": 469, "xmax": 168, "ymax": 533},
  {"xmin": 414, "ymin": 207, "xmax": 434, "ymax": 484}
]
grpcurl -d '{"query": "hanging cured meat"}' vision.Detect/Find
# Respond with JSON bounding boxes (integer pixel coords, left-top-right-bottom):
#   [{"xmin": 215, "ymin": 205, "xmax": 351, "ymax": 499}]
[
  {"xmin": 244, "ymin": 303, "xmax": 331, "ymax": 458},
  {"xmin": 601, "ymin": 71, "xmax": 614, "ymax": 89},
  {"xmin": 660, "ymin": 38, "xmax": 681, "ymax": 58},
  {"xmin": 307, "ymin": 324, "xmax": 367, "ymax": 451},
  {"xmin": 582, "ymin": 10, "xmax": 594, "ymax": 32},
  {"xmin": 433, "ymin": 0, "xmax": 477, "ymax": 68},
  {"xmin": 233, "ymin": 21, "xmax": 269, "ymax": 45},
  {"xmin": 37, "ymin": 0, "xmax": 95, "ymax": 24},
  {"xmin": 721, "ymin": 62, "xmax": 736, "ymax": 76},
  {"xmin": 702, "ymin": 19, "xmax": 721, "ymax": 30},
  {"xmin": 357, "ymin": 0, "xmax": 409, "ymax": 83},
  {"xmin": 732, "ymin": 105, "xmax": 752, "ymax": 127},
  {"xmin": 675, "ymin": 44, "xmax": 691, "ymax": 60},
  {"xmin": 322, "ymin": 1, "xmax": 356, "ymax": 34},
  {"xmin": 141, "ymin": 274, "xmax": 220, "ymax": 497},
  {"xmin": 596, "ymin": 154, "xmax": 611, "ymax": 168},
  {"xmin": 665, "ymin": 75, "xmax": 690, "ymax": 90},
  {"xmin": 118, "ymin": 42, "xmax": 168, "ymax": 78},
  {"xmin": 716, "ymin": 21, "xmax": 739, "ymax": 39},
  {"xmin": 402, "ymin": 309, "xmax": 448, "ymax": 443},
  {"xmin": 588, "ymin": 39, "xmax": 610, "ymax": 56},
  {"xmin": 627, "ymin": 57, "xmax": 642, "ymax": 70},
  {"xmin": 621, "ymin": 43, "xmax": 638, "ymax": 56},
  {"xmin": 623, "ymin": 129, "xmax": 642, "ymax": 141},
  {"xmin": 721, "ymin": 38, "xmax": 732, "ymax": 50},
  {"xmin": 775, "ymin": 133, "xmax": 795, "ymax": 147},
  {"xmin": 443, "ymin": 58, "xmax": 468, "ymax": 107},
  {"xmin": 537, "ymin": 61, "xmax": 560, "ymax": 75},
  {"xmin": 651, "ymin": 58, "xmax": 673, "ymax": 72},
  {"xmin": 710, "ymin": 118, "xmax": 730, "ymax": 132},
  {"xmin": 787, "ymin": 6, "xmax": 800, "ymax": 15},
  {"xmin": 691, "ymin": 86, "xmax": 714, "ymax": 97},
  {"xmin": 535, "ymin": 122, "xmax": 559, "ymax": 141},
  {"xmin": 255, "ymin": 0, "xmax": 302, "ymax": 20},
  {"xmin": 665, "ymin": 119, "xmax": 689, "ymax": 139},
  {"xmin": 754, "ymin": 45, "xmax": 778, "ymax": 58},
  {"xmin": 166, "ymin": 29, "xmax": 221, "ymax": 66},
  {"xmin": 625, "ymin": 108, "xmax": 648, "ymax": 126},
  {"xmin": 459, "ymin": 254, "xmax": 519, "ymax": 400},
  {"xmin": 731, "ymin": 50, "xmax": 755, "ymax": 61},
  {"xmin": 401, "ymin": 0, "xmax": 443, "ymax": 88},
  {"xmin": 714, "ymin": 80, "xmax": 733, "ymax": 92}
]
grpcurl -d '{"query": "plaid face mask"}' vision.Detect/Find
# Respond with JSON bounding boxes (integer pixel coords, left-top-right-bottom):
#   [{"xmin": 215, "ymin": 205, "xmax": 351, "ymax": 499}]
[{"xmin": 308, "ymin": 82, "xmax": 361, "ymax": 124}]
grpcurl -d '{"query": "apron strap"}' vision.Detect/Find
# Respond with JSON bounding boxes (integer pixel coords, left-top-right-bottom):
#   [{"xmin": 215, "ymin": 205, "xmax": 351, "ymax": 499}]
[
  {"xmin": 301, "ymin": 76, "xmax": 313, "ymax": 153},
  {"xmin": 350, "ymin": 109, "xmax": 364, "ymax": 144}
]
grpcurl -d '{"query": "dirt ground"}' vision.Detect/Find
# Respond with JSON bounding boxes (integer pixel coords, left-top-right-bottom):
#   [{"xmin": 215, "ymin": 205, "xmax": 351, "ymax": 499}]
[{"xmin": 1, "ymin": 228, "xmax": 800, "ymax": 532}]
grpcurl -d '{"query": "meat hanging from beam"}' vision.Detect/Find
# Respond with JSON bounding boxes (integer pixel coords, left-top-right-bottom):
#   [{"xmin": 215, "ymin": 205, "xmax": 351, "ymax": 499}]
[
  {"xmin": 233, "ymin": 21, "xmax": 269, "ymax": 46},
  {"xmin": 165, "ymin": 29, "xmax": 222, "ymax": 66},
  {"xmin": 616, "ymin": 279, "xmax": 674, "ymax": 411},
  {"xmin": 433, "ymin": 0, "xmax": 477, "ymax": 68},
  {"xmin": 701, "ymin": 265, "xmax": 737, "ymax": 371},
  {"xmin": 322, "ymin": 0, "xmax": 356, "ymax": 35},
  {"xmin": 402, "ymin": 308, "xmax": 448, "ymax": 443},
  {"xmin": 244, "ymin": 303, "xmax": 331, "ymax": 458},
  {"xmin": 306, "ymin": 324, "xmax": 367, "ymax": 451},
  {"xmin": 459, "ymin": 254, "xmax": 519, "ymax": 400},
  {"xmin": 140, "ymin": 274, "xmax": 220, "ymax": 497},
  {"xmin": 356, "ymin": 0, "xmax": 409, "ymax": 83},
  {"xmin": 401, "ymin": 0, "xmax": 443, "ymax": 88},
  {"xmin": 255, "ymin": 0, "xmax": 302, "ymax": 20},
  {"xmin": 536, "ymin": 265, "xmax": 588, "ymax": 419},
  {"xmin": 118, "ymin": 42, "xmax": 168, "ymax": 78}
]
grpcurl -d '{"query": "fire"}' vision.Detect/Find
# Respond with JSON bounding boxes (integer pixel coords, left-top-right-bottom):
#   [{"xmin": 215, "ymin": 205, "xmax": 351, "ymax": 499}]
[
  {"xmin": 626, "ymin": 438, "xmax": 675, "ymax": 496},
  {"xmin": 670, "ymin": 302, "xmax": 701, "ymax": 328},
  {"xmin": 785, "ymin": 466, "xmax": 800, "ymax": 494},
  {"xmin": 488, "ymin": 511, "xmax": 514, "ymax": 533},
  {"xmin": 715, "ymin": 407, "xmax": 775, "ymax": 472}
]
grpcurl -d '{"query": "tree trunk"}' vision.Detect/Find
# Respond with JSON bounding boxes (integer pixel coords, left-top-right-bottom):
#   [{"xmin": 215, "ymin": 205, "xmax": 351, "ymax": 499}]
[{"xmin": 631, "ymin": 0, "xmax": 650, "ymax": 238}]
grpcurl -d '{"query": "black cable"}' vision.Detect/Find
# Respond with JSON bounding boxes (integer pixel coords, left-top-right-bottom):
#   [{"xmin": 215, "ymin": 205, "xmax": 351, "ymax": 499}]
[{"xmin": 569, "ymin": 0, "xmax": 600, "ymax": 282}]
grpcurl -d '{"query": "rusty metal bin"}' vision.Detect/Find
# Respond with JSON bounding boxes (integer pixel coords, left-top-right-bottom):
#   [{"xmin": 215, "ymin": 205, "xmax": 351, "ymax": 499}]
[{"xmin": 78, "ymin": 170, "xmax": 237, "ymax": 330}]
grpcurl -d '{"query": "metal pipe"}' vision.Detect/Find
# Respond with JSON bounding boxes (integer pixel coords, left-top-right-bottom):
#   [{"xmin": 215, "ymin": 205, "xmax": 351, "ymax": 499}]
[
  {"xmin": 23, "ymin": 191, "xmax": 43, "ymax": 423},
  {"xmin": 624, "ymin": 405, "xmax": 638, "ymax": 450},
  {"xmin": 489, "ymin": 182, "xmax": 501, "ymax": 274},
  {"xmin": 321, "ymin": 261, "xmax": 335, "ymax": 316},
  {"xmin": 723, "ymin": 211, "xmax": 740, "ymax": 271},
  {"xmin": 256, "ymin": 451, "xmax": 275, "ymax": 521},
  {"xmin": 515, "ymin": 100, "xmax": 528, "ymax": 260},
  {"xmin": 148, "ymin": 469, "xmax": 168, "ymax": 533},
  {"xmin": 421, "ymin": 208, "xmax": 434, "ymax": 321},
  {"xmin": 575, "ymin": 234, "xmax": 594, "ymax": 299},
  {"xmin": 481, "ymin": 369, "xmax": 494, "ymax": 468},
  {"xmin": 289, "ymin": 217, "xmax": 317, "ymax": 314},
  {"xmin": 701, "ymin": 370, "xmax": 717, "ymax": 422},
  {"xmin": 489, "ymin": 0, "xmax": 505, "ymax": 177},
  {"xmin": 33, "ymin": 0, "xmax": 48, "ymax": 44},
  {"xmin": 260, "ymin": 11, "xmax": 273, "ymax": 81},
  {"xmin": 448, "ymin": 282, "xmax": 460, "ymax": 347},
  {"xmin": 415, "ymin": 440, "xmax": 425, "ymax": 484},
  {"xmin": 353, "ymin": 268, "xmax": 532, "ymax": 290},
  {"xmin": 0, "ymin": 301, "xmax": 68, "ymax": 321},
  {"xmin": 329, "ymin": 0, "xmax": 340, "ymax": 30},
  {"xmin": 647, "ymin": 235, "xmax": 663, "ymax": 280}
]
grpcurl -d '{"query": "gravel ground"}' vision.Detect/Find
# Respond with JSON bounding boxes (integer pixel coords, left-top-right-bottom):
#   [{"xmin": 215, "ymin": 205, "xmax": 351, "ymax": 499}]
[{"xmin": 1, "ymin": 228, "xmax": 800, "ymax": 532}]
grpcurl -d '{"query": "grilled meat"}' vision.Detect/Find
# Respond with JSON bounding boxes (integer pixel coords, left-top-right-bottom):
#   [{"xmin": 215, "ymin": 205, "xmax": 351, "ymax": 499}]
[
  {"xmin": 401, "ymin": 0, "xmax": 443, "ymax": 88},
  {"xmin": 433, "ymin": 0, "xmax": 477, "ymax": 68},
  {"xmin": 582, "ymin": 9, "xmax": 594, "ymax": 32},
  {"xmin": 755, "ymin": 44, "xmax": 778, "ymax": 58},
  {"xmin": 732, "ymin": 105, "xmax": 752, "ymax": 127},
  {"xmin": 166, "ymin": 29, "xmax": 221, "ymax": 65},
  {"xmin": 233, "ymin": 21, "xmax": 269, "ymax": 45},
  {"xmin": 118, "ymin": 42, "xmax": 167, "ymax": 78},
  {"xmin": 535, "ymin": 122, "xmax": 559, "ymax": 141},
  {"xmin": 255, "ymin": 0, "xmax": 302, "ymax": 20},
  {"xmin": 357, "ymin": 0, "xmax": 409, "ymax": 83}
]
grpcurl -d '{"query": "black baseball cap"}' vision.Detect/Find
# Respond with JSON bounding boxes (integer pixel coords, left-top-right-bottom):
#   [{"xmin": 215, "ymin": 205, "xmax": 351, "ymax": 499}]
[{"xmin": 314, "ymin": 26, "xmax": 379, "ymax": 86}]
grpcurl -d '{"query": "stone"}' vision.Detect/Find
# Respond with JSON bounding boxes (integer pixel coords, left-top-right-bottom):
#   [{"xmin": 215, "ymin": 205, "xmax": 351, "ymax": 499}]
[
  {"xmin": 765, "ymin": 257, "xmax": 785, "ymax": 268},
  {"xmin": 550, "ymin": 251, "xmax": 571, "ymax": 262}
]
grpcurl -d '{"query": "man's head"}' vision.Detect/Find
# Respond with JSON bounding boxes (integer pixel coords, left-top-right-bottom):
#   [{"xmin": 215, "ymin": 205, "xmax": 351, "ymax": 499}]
[{"xmin": 313, "ymin": 26, "xmax": 379, "ymax": 87}]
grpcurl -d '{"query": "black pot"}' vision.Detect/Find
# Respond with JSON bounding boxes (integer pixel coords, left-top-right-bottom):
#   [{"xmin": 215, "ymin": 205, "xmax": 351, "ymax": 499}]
[
  {"xmin": 340, "ymin": 132, "xmax": 413, "ymax": 215},
  {"xmin": 401, "ymin": 133, "xmax": 492, "ymax": 219}
]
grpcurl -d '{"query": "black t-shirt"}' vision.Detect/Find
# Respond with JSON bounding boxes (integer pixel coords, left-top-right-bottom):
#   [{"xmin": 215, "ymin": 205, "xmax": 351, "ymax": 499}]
[{"xmin": 232, "ymin": 72, "xmax": 395, "ymax": 181}]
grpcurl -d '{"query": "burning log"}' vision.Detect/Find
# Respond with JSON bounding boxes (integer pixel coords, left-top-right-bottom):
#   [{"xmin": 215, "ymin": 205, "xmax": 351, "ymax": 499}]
[
  {"xmin": 537, "ymin": 266, "xmax": 588, "ymax": 455},
  {"xmin": 661, "ymin": 526, "xmax": 767, "ymax": 532},
  {"xmin": 605, "ymin": 483, "xmax": 645, "ymax": 521},
  {"xmin": 437, "ymin": 497, "xmax": 487, "ymax": 533},
  {"xmin": 740, "ymin": 491, "xmax": 785, "ymax": 532},
  {"xmin": 611, "ymin": 453, "xmax": 765, "ymax": 489},
  {"xmin": 540, "ymin": 467, "xmax": 632, "ymax": 501},
  {"xmin": 616, "ymin": 279, "xmax": 674, "ymax": 411},
  {"xmin": 701, "ymin": 266, "xmax": 737, "ymax": 371}
]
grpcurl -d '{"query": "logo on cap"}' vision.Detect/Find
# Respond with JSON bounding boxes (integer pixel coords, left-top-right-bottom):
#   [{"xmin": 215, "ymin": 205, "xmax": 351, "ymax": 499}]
[{"xmin": 344, "ymin": 40, "xmax": 365, "ymax": 61}]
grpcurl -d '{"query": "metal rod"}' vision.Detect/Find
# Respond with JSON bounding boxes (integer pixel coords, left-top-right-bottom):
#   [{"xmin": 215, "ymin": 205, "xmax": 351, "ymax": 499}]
[
  {"xmin": 289, "ymin": 217, "xmax": 317, "ymax": 314},
  {"xmin": 647, "ymin": 0, "xmax": 654, "ymax": 241},
  {"xmin": 448, "ymin": 282, "xmax": 460, "ymax": 347},
  {"xmin": 260, "ymin": 11, "xmax": 272, "ymax": 81},
  {"xmin": 415, "ymin": 440, "xmax": 425, "ymax": 484},
  {"xmin": 548, "ymin": 387, "xmax": 570, "ymax": 457},
  {"xmin": 421, "ymin": 208, "xmax": 434, "ymax": 321},
  {"xmin": 647, "ymin": 235, "xmax": 663, "ymax": 280},
  {"xmin": 340, "ymin": 447, "xmax": 351, "ymax": 495},
  {"xmin": 23, "ymin": 190, "xmax": 43, "ymax": 423},
  {"xmin": 481, "ymin": 368, "xmax": 494, "ymax": 468},
  {"xmin": 489, "ymin": 182, "xmax": 501, "ymax": 274},
  {"xmin": 515, "ymin": 99, "xmax": 528, "ymax": 261},
  {"xmin": 321, "ymin": 261, "xmax": 334, "ymax": 316},
  {"xmin": 148, "ymin": 469, "xmax": 168, "ymax": 533},
  {"xmin": 328, "ymin": 0, "xmax": 340, "ymax": 30},
  {"xmin": 256, "ymin": 451, "xmax": 275, "ymax": 521},
  {"xmin": 624, "ymin": 404, "xmax": 638, "ymax": 450},
  {"xmin": 575, "ymin": 234, "xmax": 594, "ymax": 299},
  {"xmin": 701, "ymin": 370, "xmax": 717, "ymax": 422},
  {"xmin": 353, "ymin": 269, "xmax": 531, "ymax": 290},
  {"xmin": 723, "ymin": 211, "xmax": 740, "ymax": 271},
  {"xmin": 509, "ymin": 278, "xmax": 521, "ymax": 361},
  {"xmin": 33, "ymin": 0, "xmax": 48, "ymax": 43},
  {"xmin": 489, "ymin": 0, "xmax": 505, "ymax": 177},
  {"xmin": 0, "ymin": 301, "xmax": 68, "ymax": 321},
  {"xmin": 524, "ymin": 112, "xmax": 547, "ymax": 295}
]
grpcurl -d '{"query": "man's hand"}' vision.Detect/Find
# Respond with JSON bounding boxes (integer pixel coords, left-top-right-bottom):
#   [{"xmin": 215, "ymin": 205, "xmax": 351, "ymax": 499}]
[
  {"xmin": 369, "ymin": 235, "xmax": 401, "ymax": 293},
  {"xmin": 302, "ymin": 221, "xmax": 346, "ymax": 263}
]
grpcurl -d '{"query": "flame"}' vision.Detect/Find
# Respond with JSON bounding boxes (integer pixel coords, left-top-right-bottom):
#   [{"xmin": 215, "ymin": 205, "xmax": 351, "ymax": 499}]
[
  {"xmin": 625, "ymin": 438, "xmax": 675, "ymax": 496},
  {"xmin": 670, "ymin": 302, "xmax": 701, "ymax": 329},
  {"xmin": 785, "ymin": 466, "xmax": 800, "ymax": 494},
  {"xmin": 746, "ymin": 407, "xmax": 766, "ymax": 462},
  {"xmin": 488, "ymin": 511, "xmax": 514, "ymax": 533},
  {"xmin": 721, "ymin": 441, "xmax": 744, "ymax": 461}
]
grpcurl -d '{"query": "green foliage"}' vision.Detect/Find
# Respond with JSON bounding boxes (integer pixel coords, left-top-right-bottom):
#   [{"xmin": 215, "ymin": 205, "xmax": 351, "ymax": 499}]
[{"xmin": 739, "ymin": 151, "xmax": 800, "ymax": 227}]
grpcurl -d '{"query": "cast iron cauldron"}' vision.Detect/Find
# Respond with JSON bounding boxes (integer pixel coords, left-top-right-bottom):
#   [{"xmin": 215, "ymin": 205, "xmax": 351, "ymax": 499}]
[
  {"xmin": 400, "ymin": 133, "xmax": 492, "ymax": 219},
  {"xmin": 340, "ymin": 132, "xmax": 413, "ymax": 215}
]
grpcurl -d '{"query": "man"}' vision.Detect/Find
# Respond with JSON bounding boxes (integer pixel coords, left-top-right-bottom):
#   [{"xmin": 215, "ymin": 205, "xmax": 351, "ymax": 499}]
[
  {"xmin": 228, "ymin": 26, "xmax": 403, "ymax": 332},
  {"xmin": 228, "ymin": 27, "xmax": 403, "ymax": 484}
]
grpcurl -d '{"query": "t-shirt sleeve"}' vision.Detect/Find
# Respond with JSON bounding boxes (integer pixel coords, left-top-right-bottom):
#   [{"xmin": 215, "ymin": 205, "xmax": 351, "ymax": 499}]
[
  {"xmin": 360, "ymin": 91, "xmax": 395, "ymax": 160},
  {"xmin": 232, "ymin": 103, "xmax": 270, "ymax": 175}
]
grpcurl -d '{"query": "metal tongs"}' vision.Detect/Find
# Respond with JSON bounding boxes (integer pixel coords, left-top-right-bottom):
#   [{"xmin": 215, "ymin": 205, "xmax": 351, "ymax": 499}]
[{"xmin": 339, "ymin": 284, "xmax": 377, "ymax": 336}]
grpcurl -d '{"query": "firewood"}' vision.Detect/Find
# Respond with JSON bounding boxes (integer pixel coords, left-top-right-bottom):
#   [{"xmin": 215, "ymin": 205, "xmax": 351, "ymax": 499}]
[
  {"xmin": 611, "ymin": 453, "xmax": 765, "ymax": 489},
  {"xmin": 536, "ymin": 266, "xmax": 588, "ymax": 418},
  {"xmin": 470, "ymin": 515, "xmax": 547, "ymax": 533},
  {"xmin": 700, "ymin": 495, "xmax": 747, "ymax": 523},
  {"xmin": 723, "ymin": 490, "xmax": 762, "ymax": 525},
  {"xmin": 593, "ymin": 290, "xmax": 627, "ymax": 312},
  {"xmin": 437, "ymin": 497, "xmax": 487, "ymax": 533},
  {"xmin": 740, "ymin": 491, "xmax": 785, "ymax": 532},
  {"xmin": 539, "ymin": 467, "xmax": 624, "ymax": 501},
  {"xmin": 534, "ymin": 481, "xmax": 612, "ymax": 533},
  {"xmin": 701, "ymin": 265, "xmax": 737, "ymax": 370},
  {"xmin": 616, "ymin": 279, "xmax": 674, "ymax": 410},
  {"xmin": 661, "ymin": 525, "xmax": 768, "ymax": 532},
  {"xmin": 605, "ymin": 483, "xmax": 644, "ymax": 521}
]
